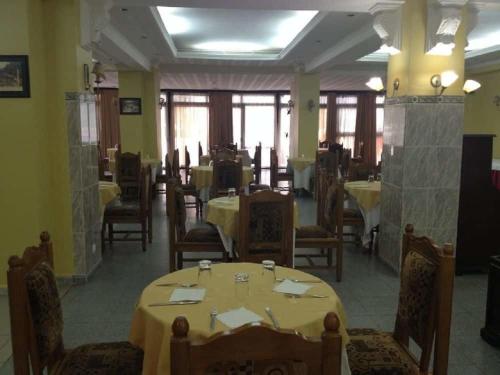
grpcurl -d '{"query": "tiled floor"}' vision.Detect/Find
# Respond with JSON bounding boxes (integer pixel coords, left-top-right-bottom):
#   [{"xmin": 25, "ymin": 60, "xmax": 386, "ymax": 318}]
[{"xmin": 1, "ymin": 192, "xmax": 499, "ymax": 374}]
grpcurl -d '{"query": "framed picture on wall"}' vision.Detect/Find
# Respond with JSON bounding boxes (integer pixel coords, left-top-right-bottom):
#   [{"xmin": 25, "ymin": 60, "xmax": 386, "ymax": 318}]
[
  {"xmin": 0, "ymin": 55, "xmax": 30, "ymax": 98},
  {"xmin": 119, "ymin": 97, "xmax": 142, "ymax": 115}
]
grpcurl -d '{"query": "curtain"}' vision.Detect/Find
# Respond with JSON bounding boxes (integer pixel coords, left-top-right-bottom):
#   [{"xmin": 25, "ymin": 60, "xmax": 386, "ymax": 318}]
[
  {"xmin": 354, "ymin": 93, "xmax": 377, "ymax": 167},
  {"xmin": 173, "ymin": 104, "xmax": 209, "ymax": 166},
  {"xmin": 209, "ymin": 92, "xmax": 233, "ymax": 147},
  {"xmin": 96, "ymin": 88, "xmax": 120, "ymax": 157},
  {"xmin": 325, "ymin": 93, "xmax": 337, "ymax": 143}
]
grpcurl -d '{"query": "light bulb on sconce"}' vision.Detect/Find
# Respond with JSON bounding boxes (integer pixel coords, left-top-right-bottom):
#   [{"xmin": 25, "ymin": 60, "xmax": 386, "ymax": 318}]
[
  {"xmin": 430, "ymin": 70, "xmax": 459, "ymax": 95},
  {"xmin": 365, "ymin": 77, "xmax": 385, "ymax": 92},
  {"xmin": 463, "ymin": 80, "xmax": 481, "ymax": 95},
  {"xmin": 392, "ymin": 78, "xmax": 400, "ymax": 97}
]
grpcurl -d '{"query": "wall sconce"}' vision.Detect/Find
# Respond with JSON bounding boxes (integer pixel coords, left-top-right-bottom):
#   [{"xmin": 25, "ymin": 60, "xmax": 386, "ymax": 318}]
[
  {"xmin": 91, "ymin": 62, "xmax": 106, "ymax": 85},
  {"xmin": 159, "ymin": 97, "xmax": 167, "ymax": 108},
  {"xmin": 463, "ymin": 80, "xmax": 481, "ymax": 95},
  {"xmin": 430, "ymin": 70, "xmax": 458, "ymax": 95},
  {"xmin": 366, "ymin": 77, "xmax": 385, "ymax": 92},
  {"xmin": 307, "ymin": 99, "xmax": 316, "ymax": 112},
  {"xmin": 287, "ymin": 99, "xmax": 295, "ymax": 115},
  {"xmin": 392, "ymin": 78, "xmax": 400, "ymax": 96}
]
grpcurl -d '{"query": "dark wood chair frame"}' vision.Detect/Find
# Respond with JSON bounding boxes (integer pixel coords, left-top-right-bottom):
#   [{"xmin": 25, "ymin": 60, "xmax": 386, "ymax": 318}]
[
  {"xmin": 211, "ymin": 159, "xmax": 243, "ymax": 198},
  {"xmin": 270, "ymin": 148, "xmax": 293, "ymax": 191},
  {"xmin": 171, "ymin": 312, "xmax": 342, "ymax": 375},
  {"xmin": 173, "ymin": 148, "xmax": 203, "ymax": 218},
  {"xmin": 116, "ymin": 150, "xmax": 141, "ymax": 200}
]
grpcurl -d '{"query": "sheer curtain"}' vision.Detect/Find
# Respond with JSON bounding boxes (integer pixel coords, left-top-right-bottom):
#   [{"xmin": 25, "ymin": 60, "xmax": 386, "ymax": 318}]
[
  {"xmin": 336, "ymin": 96, "xmax": 358, "ymax": 152},
  {"xmin": 318, "ymin": 95, "xmax": 328, "ymax": 143},
  {"xmin": 376, "ymin": 96, "xmax": 385, "ymax": 163}
]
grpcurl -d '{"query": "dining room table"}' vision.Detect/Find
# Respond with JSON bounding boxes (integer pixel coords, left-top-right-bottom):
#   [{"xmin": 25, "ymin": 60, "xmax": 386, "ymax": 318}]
[
  {"xmin": 344, "ymin": 180, "xmax": 381, "ymax": 246},
  {"xmin": 129, "ymin": 262, "xmax": 351, "ymax": 375},
  {"xmin": 288, "ymin": 156, "xmax": 316, "ymax": 192},
  {"xmin": 206, "ymin": 195, "xmax": 300, "ymax": 257},
  {"xmin": 190, "ymin": 165, "xmax": 254, "ymax": 202}
]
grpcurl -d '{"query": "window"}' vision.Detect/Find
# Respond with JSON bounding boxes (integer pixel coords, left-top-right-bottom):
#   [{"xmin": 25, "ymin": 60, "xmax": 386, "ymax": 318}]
[
  {"xmin": 172, "ymin": 93, "xmax": 209, "ymax": 166},
  {"xmin": 376, "ymin": 95, "xmax": 385, "ymax": 163},
  {"xmin": 318, "ymin": 95, "xmax": 328, "ymax": 142},
  {"xmin": 336, "ymin": 95, "xmax": 358, "ymax": 154},
  {"xmin": 233, "ymin": 94, "xmax": 276, "ymax": 167}
]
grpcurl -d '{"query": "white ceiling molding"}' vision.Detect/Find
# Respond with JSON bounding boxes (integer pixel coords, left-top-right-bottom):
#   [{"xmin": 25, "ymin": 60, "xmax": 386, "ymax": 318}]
[
  {"xmin": 80, "ymin": 0, "xmax": 114, "ymax": 50},
  {"xmin": 425, "ymin": 0, "xmax": 469, "ymax": 56},
  {"xmin": 305, "ymin": 23, "xmax": 375, "ymax": 72},
  {"xmin": 369, "ymin": 1, "xmax": 404, "ymax": 55}
]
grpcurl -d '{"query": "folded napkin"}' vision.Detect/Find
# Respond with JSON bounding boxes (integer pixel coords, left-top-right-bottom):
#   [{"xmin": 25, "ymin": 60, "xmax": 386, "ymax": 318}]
[
  {"xmin": 273, "ymin": 279, "xmax": 311, "ymax": 296},
  {"xmin": 169, "ymin": 288, "xmax": 206, "ymax": 302},
  {"xmin": 217, "ymin": 307, "xmax": 263, "ymax": 329}
]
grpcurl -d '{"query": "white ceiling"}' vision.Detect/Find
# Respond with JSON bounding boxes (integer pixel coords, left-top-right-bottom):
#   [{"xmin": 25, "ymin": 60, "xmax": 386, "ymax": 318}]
[{"xmin": 90, "ymin": 0, "xmax": 500, "ymax": 91}]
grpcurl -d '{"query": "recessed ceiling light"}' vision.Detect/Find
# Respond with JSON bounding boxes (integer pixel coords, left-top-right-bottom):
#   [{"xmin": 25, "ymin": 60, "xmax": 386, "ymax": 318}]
[
  {"xmin": 157, "ymin": 7, "xmax": 190, "ymax": 35},
  {"xmin": 193, "ymin": 41, "xmax": 267, "ymax": 53}
]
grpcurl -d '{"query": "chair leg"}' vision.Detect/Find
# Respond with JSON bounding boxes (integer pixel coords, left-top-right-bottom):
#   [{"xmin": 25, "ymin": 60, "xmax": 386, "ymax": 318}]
[
  {"xmin": 169, "ymin": 249, "xmax": 176, "ymax": 273},
  {"xmin": 336, "ymin": 244, "xmax": 343, "ymax": 282},
  {"xmin": 141, "ymin": 220, "xmax": 147, "ymax": 252},
  {"xmin": 177, "ymin": 252, "xmax": 183, "ymax": 270},
  {"xmin": 327, "ymin": 248, "xmax": 333, "ymax": 267},
  {"xmin": 108, "ymin": 223, "xmax": 113, "ymax": 245},
  {"xmin": 148, "ymin": 212, "xmax": 153, "ymax": 243}
]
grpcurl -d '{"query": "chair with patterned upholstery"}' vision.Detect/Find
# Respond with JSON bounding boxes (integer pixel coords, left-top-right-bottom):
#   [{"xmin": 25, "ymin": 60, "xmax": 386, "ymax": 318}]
[
  {"xmin": 171, "ymin": 312, "xmax": 342, "ymax": 375},
  {"xmin": 346, "ymin": 224, "xmax": 455, "ymax": 375},
  {"xmin": 116, "ymin": 150, "xmax": 141, "ymax": 200},
  {"xmin": 295, "ymin": 169, "xmax": 343, "ymax": 280},
  {"xmin": 7, "ymin": 232, "xmax": 143, "ymax": 375},
  {"xmin": 211, "ymin": 159, "xmax": 243, "ymax": 198},
  {"xmin": 167, "ymin": 180, "xmax": 226, "ymax": 272},
  {"xmin": 237, "ymin": 190, "xmax": 294, "ymax": 267},
  {"xmin": 173, "ymin": 148, "xmax": 203, "ymax": 218},
  {"xmin": 270, "ymin": 148, "xmax": 293, "ymax": 191},
  {"xmin": 102, "ymin": 166, "xmax": 152, "ymax": 252}
]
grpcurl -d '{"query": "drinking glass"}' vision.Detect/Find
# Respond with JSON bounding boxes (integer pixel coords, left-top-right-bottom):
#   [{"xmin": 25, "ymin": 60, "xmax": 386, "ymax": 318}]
[
  {"xmin": 227, "ymin": 188, "xmax": 236, "ymax": 199},
  {"xmin": 234, "ymin": 272, "xmax": 250, "ymax": 301},
  {"xmin": 376, "ymin": 174, "xmax": 382, "ymax": 182},
  {"xmin": 368, "ymin": 174, "xmax": 375, "ymax": 183},
  {"xmin": 261, "ymin": 260, "xmax": 276, "ymax": 286},
  {"xmin": 198, "ymin": 260, "xmax": 212, "ymax": 286}
]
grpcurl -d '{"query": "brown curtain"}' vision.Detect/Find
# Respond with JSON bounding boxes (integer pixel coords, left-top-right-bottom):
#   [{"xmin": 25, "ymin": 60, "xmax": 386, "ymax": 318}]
[
  {"xmin": 209, "ymin": 92, "xmax": 233, "ymax": 147},
  {"xmin": 354, "ymin": 93, "xmax": 377, "ymax": 167},
  {"xmin": 96, "ymin": 88, "xmax": 120, "ymax": 156},
  {"xmin": 325, "ymin": 93, "xmax": 337, "ymax": 143}
]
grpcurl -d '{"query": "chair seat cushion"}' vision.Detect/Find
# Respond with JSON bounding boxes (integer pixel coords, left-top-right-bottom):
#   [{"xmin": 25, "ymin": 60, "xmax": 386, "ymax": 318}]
[
  {"xmin": 184, "ymin": 226, "xmax": 221, "ymax": 243},
  {"xmin": 55, "ymin": 341, "xmax": 143, "ymax": 375},
  {"xmin": 346, "ymin": 328, "xmax": 415, "ymax": 375},
  {"xmin": 296, "ymin": 225, "xmax": 331, "ymax": 239},
  {"xmin": 104, "ymin": 198, "xmax": 140, "ymax": 216}
]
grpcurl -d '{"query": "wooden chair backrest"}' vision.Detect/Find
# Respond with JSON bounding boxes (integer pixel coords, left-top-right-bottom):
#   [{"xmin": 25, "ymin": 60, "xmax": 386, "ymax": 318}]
[
  {"xmin": 140, "ymin": 166, "xmax": 152, "ymax": 216},
  {"xmin": 172, "ymin": 149, "xmax": 181, "ymax": 179},
  {"xmin": 166, "ymin": 178, "xmax": 185, "ymax": 246},
  {"xmin": 184, "ymin": 146, "xmax": 191, "ymax": 171},
  {"xmin": 212, "ymin": 159, "xmax": 242, "ymax": 195},
  {"xmin": 238, "ymin": 190, "xmax": 294, "ymax": 267},
  {"xmin": 270, "ymin": 148, "xmax": 279, "ymax": 187},
  {"xmin": 348, "ymin": 162, "xmax": 372, "ymax": 181},
  {"xmin": 164, "ymin": 154, "xmax": 173, "ymax": 179},
  {"xmin": 317, "ymin": 150, "xmax": 339, "ymax": 177},
  {"xmin": 340, "ymin": 148, "xmax": 351, "ymax": 178},
  {"xmin": 213, "ymin": 148, "xmax": 236, "ymax": 162},
  {"xmin": 198, "ymin": 141, "xmax": 203, "ymax": 161},
  {"xmin": 171, "ymin": 312, "xmax": 342, "ymax": 375},
  {"xmin": 253, "ymin": 143, "xmax": 262, "ymax": 184},
  {"xmin": 116, "ymin": 150, "xmax": 141, "ymax": 199},
  {"xmin": 7, "ymin": 232, "xmax": 61, "ymax": 375},
  {"xmin": 315, "ymin": 168, "xmax": 335, "ymax": 228},
  {"xmin": 395, "ymin": 224, "xmax": 455, "ymax": 375}
]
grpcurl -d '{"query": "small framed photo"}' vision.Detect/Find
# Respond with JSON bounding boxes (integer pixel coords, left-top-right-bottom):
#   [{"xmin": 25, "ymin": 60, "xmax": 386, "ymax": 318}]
[
  {"xmin": 0, "ymin": 55, "xmax": 30, "ymax": 98},
  {"xmin": 119, "ymin": 97, "xmax": 142, "ymax": 115}
]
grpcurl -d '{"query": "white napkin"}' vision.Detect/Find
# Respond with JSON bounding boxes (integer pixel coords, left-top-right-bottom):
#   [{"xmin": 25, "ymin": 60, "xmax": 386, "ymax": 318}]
[
  {"xmin": 169, "ymin": 288, "xmax": 206, "ymax": 302},
  {"xmin": 273, "ymin": 279, "xmax": 311, "ymax": 296},
  {"xmin": 217, "ymin": 307, "xmax": 263, "ymax": 329}
]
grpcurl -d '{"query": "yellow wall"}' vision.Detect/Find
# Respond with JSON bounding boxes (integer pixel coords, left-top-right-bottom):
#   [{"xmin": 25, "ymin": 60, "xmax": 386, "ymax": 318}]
[
  {"xmin": 290, "ymin": 73, "xmax": 320, "ymax": 158},
  {"xmin": 118, "ymin": 70, "xmax": 160, "ymax": 158},
  {"xmin": 387, "ymin": 0, "xmax": 466, "ymax": 96},
  {"xmin": 0, "ymin": 0, "xmax": 92, "ymax": 287},
  {"xmin": 464, "ymin": 67, "xmax": 500, "ymax": 157}
]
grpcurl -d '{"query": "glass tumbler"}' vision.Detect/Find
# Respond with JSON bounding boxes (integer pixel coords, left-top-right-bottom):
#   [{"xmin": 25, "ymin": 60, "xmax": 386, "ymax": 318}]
[
  {"xmin": 261, "ymin": 260, "xmax": 276, "ymax": 286},
  {"xmin": 234, "ymin": 272, "xmax": 250, "ymax": 301},
  {"xmin": 198, "ymin": 260, "xmax": 212, "ymax": 286},
  {"xmin": 368, "ymin": 174, "xmax": 375, "ymax": 183},
  {"xmin": 228, "ymin": 188, "xmax": 236, "ymax": 199}
]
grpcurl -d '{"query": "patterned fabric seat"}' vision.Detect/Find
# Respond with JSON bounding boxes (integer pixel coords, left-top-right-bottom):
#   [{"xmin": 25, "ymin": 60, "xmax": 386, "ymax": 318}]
[
  {"xmin": 184, "ymin": 226, "xmax": 222, "ymax": 242},
  {"xmin": 296, "ymin": 225, "xmax": 330, "ymax": 239},
  {"xmin": 54, "ymin": 342, "xmax": 143, "ymax": 375},
  {"xmin": 346, "ymin": 329, "xmax": 415, "ymax": 375},
  {"xmin": 104, "ymin": 197, "xmax": 140, "ymax": 216}
]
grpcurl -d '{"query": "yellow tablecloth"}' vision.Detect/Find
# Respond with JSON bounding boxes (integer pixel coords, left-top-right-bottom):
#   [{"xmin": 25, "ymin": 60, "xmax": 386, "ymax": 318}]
[
  {"xmin": 106, "ymin": 147, "xmax": 118, "ymax": 160},
  {"xmin": 206, "ymin": 196, "xmax": 300, "ymax": 238},
  {"xmin": 344, "ymin": 181, "xmax": 381, "ymax": 211},
  {"xmin": 190, "ymin": 166, "xmax": 254, "ymax": 191},
  {"xmin": 108, "ymin": 158, "xmax": 162, "ymax": 174},
  {"xmin": 98, "ymin": 181, "xmax": 120, "ymax": 212},
  {"xmin": 288, "ymin": 157, "xmax": 315, "ymax": 172},
  {"xmin": 129, "ymin": 263, "xmax": 349, "ymax": 375}
]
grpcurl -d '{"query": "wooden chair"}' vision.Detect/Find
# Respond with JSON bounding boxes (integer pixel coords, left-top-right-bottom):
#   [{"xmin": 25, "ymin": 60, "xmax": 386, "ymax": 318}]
[
  {"xmin": 346, "ymin": 224, "xmax": 455, "ymax": 375},
  {"xmin": 173, "ymin": 148, "xmax": 203, "ymax": 218},
  {"xmin": 340, "ymin": 148, "xmax": 351, "ymax": 179},
  {"xmin": 171, "ymin": 311, "xmax": 342, "ymax": 375},
  {"xmin": 237, "ymin": 190, "xmax": 294, "ymax": 267},
  {"xmin": 211, "ymin": 159, "xmax": 243, "ymax": 198},
  {"xmin": 348, "ymin": 161, "xmax": 373, "ymax": 181},
  {"xmin": 337, "ymin": 180, "xmax": 365, "ymax": 247},
  {"xmin": 102, "ymin": 166, "xmax": 152, "ymax": 252},
  {"xmin": 319, "ymin": 140, "xmax": 330, "ymax": 148},
  {"xmin": 198, "ymin": 141, "xmax": 203, "ymax": 162},
  {"xmin": 116, "ymin": 150, "xmax": 141, "ymax": 200},
  {"xmin": 167, "ymin": 180, "xmax": 226, "ymax": 272},
  {"xmin": 270, "ymin": 148, "xmax": 293, "ymax": 191},
  {"xmin": 315, "ymin": 149, "xmax": 339, "ymax": 199},
  {"xmin": 184, "ymin": 146, "xmax": 191, "ymax": 184},
  {"xmin": 249, "ymin": 142, "xmax": 271, "ymax": 192},
  {"xmin": 213, "ymin": 147, "xmax": 236, "ymax": 162},
  {"xmin": 155, "ymin": 153, "xmax": 172, "ymax": 195},
  {"xmin": 295, "ymin": 169, "xmax": 343, "ymax": 281},
  {"xmin": 97, "ymin": 142, "xmax": 113, "ymax": 181},
  {"xmin": 7, "ymin": 232, "xmax": 143, "ymax": 375}
]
